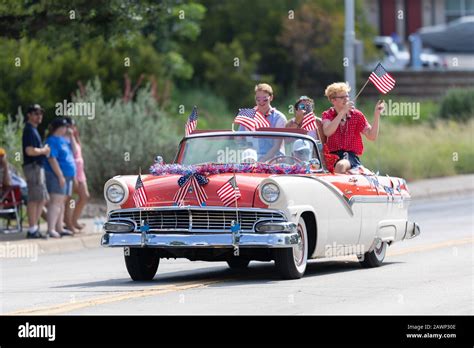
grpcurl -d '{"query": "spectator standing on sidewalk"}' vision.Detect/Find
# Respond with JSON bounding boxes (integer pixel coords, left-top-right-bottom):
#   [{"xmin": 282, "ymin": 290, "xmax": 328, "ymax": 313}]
[
  {"xmin": 67, "ymin": 118, "xmax": 89, "ymax": 231},
  {"xmin": 44, "ymin": 117, "xmax": 76, "ymax": 238},
  {"xmin": 22, "ymin": 104, "xmax": 50, "ymax": 238}
]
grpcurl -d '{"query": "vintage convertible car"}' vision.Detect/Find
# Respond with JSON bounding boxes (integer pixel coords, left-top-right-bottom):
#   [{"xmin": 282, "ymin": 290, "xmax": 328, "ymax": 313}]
[{"xmin": 101, "ymin": 129, "xmax": 420, "ymax": 280}]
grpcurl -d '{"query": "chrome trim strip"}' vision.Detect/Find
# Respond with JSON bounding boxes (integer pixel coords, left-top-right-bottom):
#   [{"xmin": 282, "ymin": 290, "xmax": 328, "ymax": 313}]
[
  {"xmin": 108, "ymin": 206, "xmax": 286, "ymax": 217},
  {"xmin": 348, "ymin": 195, "xmax": 411, "ymax": 206},
  {"xmin": 101, "ymin": 231, "xmax": 300, "ymax": 248},
  {"xmin": 286, "ymin": 175, "xmax": 354, "ymax": 216},
  {"xmin": 106, "ymin": 217, "xmax": 137, "ymax": 231}
]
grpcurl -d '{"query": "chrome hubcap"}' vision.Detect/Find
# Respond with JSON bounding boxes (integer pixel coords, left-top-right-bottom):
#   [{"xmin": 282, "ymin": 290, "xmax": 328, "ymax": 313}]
[{"xmin": 294, "ymin": 224, "xmax": 305, "ymax": 266}]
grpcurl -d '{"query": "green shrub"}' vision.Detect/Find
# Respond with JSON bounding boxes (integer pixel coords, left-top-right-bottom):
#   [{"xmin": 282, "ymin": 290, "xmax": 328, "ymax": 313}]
[
  {"xmin": 73, "ymin": 78, "xmax": 179, "ymax": 196},
  {"xmin": 0, "ymin": 111, "xmax": 24, "ymax": 173},
  {"xmin": 169, "ymin": 88, "xmax": 234, "ymax": 130},
  {"xmin": 439, "ymin": 88, "xmax": 474, "ymax": 122}
]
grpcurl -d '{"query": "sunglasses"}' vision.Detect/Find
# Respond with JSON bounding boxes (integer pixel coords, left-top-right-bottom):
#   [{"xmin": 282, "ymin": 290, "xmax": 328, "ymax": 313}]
[
  {"xmin": 297, "ymin": 104, "xmax": 307, "ymax": 110},
  {"xmin": 255, "ymin": 96, "xmax": 269, "ymax": 102}
]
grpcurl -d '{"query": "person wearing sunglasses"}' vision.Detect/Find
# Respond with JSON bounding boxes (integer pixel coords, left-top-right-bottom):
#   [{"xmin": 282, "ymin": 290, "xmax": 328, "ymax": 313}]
[
  {"xmin": 285, "ymin": 96, "xmax": 325, "ymax": 142},
  {"xmin": 321, "ymin": 82, "xmax": 384, "ymax": 174},
  {"xmin": 239, "ymin": 83, "xmax": 287, "ymax": 162}
]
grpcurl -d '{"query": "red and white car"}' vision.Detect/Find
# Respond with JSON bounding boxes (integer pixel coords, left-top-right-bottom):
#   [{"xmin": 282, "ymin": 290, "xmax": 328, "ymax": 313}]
[{"xmin": 101, "ymin": 129, "xmax": 420, "ymax": 280}]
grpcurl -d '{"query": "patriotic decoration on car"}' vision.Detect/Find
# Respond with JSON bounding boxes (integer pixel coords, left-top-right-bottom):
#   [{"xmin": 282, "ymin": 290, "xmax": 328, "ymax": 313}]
[
  {"xmin": 173, "ymin": 173, "xmax": 209, "ymax": 207},
  {"xmin": 234, "ymin": 108, "xmax": 270, "ymax": 131},
  {"xmin": 185, "ymin": 106, "xmax": 198, "ymax": 136},
  {"xmin": 133, "ymin": 173, "xmax": 148, "ymax": 207},
  {"xmin": 150, "ymin": 162, "xmax": 312, "ymax": 177},
  {"xmin": 217, "ymin": 176, "xmax": 241, "ymax": 206},
  {"xmin": 368, "ymin": 63, "xmax": 396, "ymax": 94}
]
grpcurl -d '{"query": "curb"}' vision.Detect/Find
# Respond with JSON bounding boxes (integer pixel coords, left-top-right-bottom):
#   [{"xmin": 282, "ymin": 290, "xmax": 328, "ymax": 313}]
[
  {"xmin": 0, "ymin": 234, "xmax": 102, "ymax": 257},
  {"xmin": 407, "ymin": 174, "xmax": 474, "ymax": 200}
]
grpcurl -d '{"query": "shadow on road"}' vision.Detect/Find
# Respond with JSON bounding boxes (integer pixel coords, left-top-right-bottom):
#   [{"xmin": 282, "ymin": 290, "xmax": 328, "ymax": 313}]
[{"xmin": 52, "ymin": 259, "xmax": 401, "ymax": 289}]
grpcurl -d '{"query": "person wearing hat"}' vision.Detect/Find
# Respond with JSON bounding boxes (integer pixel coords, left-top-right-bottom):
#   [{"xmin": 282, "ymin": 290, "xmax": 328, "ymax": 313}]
[
  {"xmin": 286, "ymin": 96, "xmax": 326, "ymax": 142},
  {"xmin": 241, "ymin": 148, "xmax": 258, "ymax": 164},
  {"xmin": 44, "ymin": 117, "xmax": 77, "ymax": 238},
  {"xmin": 292, "ymin": 139, "xmax": 312, "ymax": 162},
  {"xmin": 22, "ymin": 104, "xmax": 50, "ymax": 239}
]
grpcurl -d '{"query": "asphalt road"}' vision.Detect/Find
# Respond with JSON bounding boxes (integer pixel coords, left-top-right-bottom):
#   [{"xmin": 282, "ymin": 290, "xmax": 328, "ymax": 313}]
[{"xmin": 1, "ymin": 193, "xmax": 472, "ymax": 315}]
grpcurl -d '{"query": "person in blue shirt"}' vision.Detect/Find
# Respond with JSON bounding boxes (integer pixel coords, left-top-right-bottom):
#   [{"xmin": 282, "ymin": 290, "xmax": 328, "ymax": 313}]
[
  {"xmin": 22, "ymin": 104, "xmax": 51, "ymax": 238},
  {"xmin": 238, "ymin": 83, "xmax": 287, "ymax": 162},
  {"xmin": 44, "ymin": 117, "xmax": 76, "ymax": 238}
]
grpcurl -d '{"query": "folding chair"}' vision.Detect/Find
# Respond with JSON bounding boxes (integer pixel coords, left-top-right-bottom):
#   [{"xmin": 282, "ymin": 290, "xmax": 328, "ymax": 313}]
[{"xmin": 0, "ymin": 185, "xmax": 24, "ymax": 233}]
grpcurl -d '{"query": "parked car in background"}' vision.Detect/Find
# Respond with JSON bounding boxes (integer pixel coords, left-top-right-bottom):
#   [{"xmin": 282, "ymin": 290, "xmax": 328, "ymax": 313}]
[
  {"xmin": 418, "ymin": 16, "xmax": 474, "ymax": 53},
  {"xmin": 367, "ymin": 36, "xmax": 442, "ymax": 70}
]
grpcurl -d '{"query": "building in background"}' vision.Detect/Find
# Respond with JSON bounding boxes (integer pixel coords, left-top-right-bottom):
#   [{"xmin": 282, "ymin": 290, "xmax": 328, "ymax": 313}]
[{"xmin": 365, "ymin": 0, "xmax": 474, "ymax": 39}]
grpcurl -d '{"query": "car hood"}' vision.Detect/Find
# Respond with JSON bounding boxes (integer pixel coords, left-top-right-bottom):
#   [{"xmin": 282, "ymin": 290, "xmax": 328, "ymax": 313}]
[{"xmin": 119, "ymin": 173, "xmax": 272, "ymax": 208}]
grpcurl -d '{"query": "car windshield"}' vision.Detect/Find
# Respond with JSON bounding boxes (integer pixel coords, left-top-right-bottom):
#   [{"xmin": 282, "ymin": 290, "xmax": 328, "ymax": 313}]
[{"xmin": 178, "ymin": 134, "xmax": 320, "ymax": 166}]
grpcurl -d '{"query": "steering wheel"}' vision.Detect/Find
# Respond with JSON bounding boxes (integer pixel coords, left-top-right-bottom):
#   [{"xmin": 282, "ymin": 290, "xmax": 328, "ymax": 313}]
[{"xmin": 266, "ymin": 155, "xmax": 304, "ymax": 165}]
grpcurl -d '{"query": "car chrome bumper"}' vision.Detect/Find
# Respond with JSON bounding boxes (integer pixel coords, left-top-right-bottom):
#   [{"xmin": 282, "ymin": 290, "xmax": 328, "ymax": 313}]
[
  {"xmin": 404, "ymin": 221, "xmax": 421, "ymax": 240},
  {"xmin": 101, "ymin": 228, "xmax": 299, "ymax": 249},
  {"xmin": 102, "ymin": 218, "xmax": 299, "ymax": 248}
]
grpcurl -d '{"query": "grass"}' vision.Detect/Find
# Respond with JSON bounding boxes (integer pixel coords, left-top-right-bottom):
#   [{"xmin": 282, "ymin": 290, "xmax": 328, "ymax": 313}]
[{"xmin": 361, "ymin": 120, "xmax": 474, "ymax": 181}]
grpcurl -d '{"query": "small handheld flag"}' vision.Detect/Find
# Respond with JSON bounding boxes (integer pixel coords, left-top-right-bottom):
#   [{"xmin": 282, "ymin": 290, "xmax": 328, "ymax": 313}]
[
  {"xmin": 234, "ymin": 108, "xmax": 270, "ymax": 131},
  {"xmin": 301, "ymin": 111, "xmax": 317, "ymax": 131},
  {"xmin": 185, "ymin": 106, "xmax": 198, "ymax": 136},
  {"xmin": 217, "ymin": 176, "xmax": 241, "ymax": 206},
  {"xmin": 368, "ymin": 63, "xmax": 396, "ymax": 94},
  {"xmin": 133, "ymin": 173, "xmax": 148, "ymax": 207}
]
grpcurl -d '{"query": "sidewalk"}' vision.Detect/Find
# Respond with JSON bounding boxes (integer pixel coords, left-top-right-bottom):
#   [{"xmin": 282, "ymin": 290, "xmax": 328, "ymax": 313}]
[
  {"xmin": 407, "ymin": 174, "xmax": 474, "ymax": 200},
  {"xmin": 0, "ymin": 217, "xmax": 106, "ymax": 255},
  {"xmin": 1, "ymin": 174, "xmax": 473, "ymax": 255}
]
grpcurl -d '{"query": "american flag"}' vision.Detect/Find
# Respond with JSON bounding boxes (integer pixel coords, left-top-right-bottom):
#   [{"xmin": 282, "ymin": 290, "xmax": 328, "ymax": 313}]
[
  {"xmin": 234, "ymin": 108, "xmax": 270, "ymax": 131},
  {"xmin": 254, "ymin": 109, "xmax": 270, "ymax": 129},
  {"xmin": 369, "ymin": 63, "xmax": 396, "ymax": 94},
  {"xmin": 234, "ymin": 108, "xmax": 258, "ymax": 131},
  {"xmin": 185, "ymin": 106, "xmax": 198, "ymax": 136},
  {"xmin": 217, "ymin": 176, "xmax": 241, "ymax": 206},
  {"xmin": 191, "ymin": 175, "xmax": 208, "ymax": 206},
  {"xmin": 173, "ymin": 174, "xmax": 208, "ymax": 207},
  {"xmin": 133, "ymin": 174, "xmax": 148, "ymax": 207},
  {"xmin": 301, "ymin": 112, "xmax": 317, "ymax": 131}
]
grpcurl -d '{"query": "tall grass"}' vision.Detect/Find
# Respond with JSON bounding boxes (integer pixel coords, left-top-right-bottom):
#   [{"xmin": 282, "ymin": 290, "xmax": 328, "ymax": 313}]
[{"xmin": 362, "ymin": 120, "xmax": 474, "ymax": 181}]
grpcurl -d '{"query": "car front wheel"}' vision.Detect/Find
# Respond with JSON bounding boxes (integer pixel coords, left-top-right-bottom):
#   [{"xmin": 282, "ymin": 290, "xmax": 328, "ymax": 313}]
[
  {"xmin": 274, "ymin": 217, "xmax": 308, "ymax": 279},
  {"xmin": 124, "ymin": 248, "xmax": 160, "ymax": 281}
]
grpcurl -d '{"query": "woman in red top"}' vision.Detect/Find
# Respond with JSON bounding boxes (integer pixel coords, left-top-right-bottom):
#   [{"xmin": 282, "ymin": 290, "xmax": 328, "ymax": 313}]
[{"xmin": 322, "ymin": 82, "xmax": 384, "ymax": 173}]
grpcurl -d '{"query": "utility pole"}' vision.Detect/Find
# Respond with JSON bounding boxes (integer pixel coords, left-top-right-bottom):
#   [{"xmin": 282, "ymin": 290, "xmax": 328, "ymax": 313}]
[{"xmin": 344, "ymin": 0, "xmax": 356, "ymax": 99}]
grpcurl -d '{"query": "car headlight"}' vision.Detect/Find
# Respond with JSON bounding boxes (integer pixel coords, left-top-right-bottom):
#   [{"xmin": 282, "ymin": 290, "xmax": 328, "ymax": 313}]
[
  {"xmin": 106, "ymin": 184, "xmax": 125, "ymax": 204},
  {"xmin": 261, "ymin": 183, "xmax": 280, "ymax": 203}
]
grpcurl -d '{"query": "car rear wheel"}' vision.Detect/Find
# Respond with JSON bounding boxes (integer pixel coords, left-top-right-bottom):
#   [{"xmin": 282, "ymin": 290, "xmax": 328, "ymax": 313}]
[
  {"xmin": 274, "ymin": 217, "xmax": 308, "ymax": 279},
  {"xmin": 226, "ymin": 257, "xmax": 250, "ymax": 270},
  {"xmin": 124, "ymin": 248, "xmax": 160, "ymax": 281},
  {"xmin": 358, "ymin": 240, "xmax": 387, "ymax": 268}
]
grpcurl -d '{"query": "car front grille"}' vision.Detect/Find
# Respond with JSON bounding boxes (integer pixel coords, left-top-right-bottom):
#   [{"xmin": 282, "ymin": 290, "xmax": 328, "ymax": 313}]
[{"xmin": 108, "ymin": 208, "xmax": 286, "ymax": 232}]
